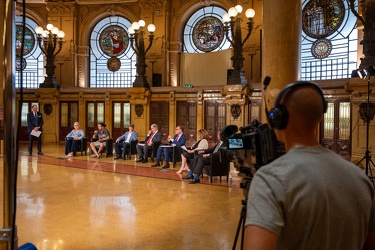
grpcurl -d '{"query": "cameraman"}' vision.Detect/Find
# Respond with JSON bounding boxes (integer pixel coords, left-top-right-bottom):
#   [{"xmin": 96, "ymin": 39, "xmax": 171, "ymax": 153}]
[{"xmin": 244, "ymin": 82, "xmax": 375, "ymax": 249}]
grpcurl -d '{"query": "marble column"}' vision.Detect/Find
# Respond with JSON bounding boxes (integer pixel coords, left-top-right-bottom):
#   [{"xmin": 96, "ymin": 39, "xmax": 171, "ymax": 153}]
[{"xmin": 262, "ymin": 0, "xmax": 302, "ymax": 121}]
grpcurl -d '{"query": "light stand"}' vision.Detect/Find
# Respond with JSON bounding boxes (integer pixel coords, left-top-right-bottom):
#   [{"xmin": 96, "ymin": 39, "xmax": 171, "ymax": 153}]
[
  {"xmin": 35, "ymin": 24, "xmax": 65, "ymax": 89},
  {"xmin": 356, "ymin": 68, "xmax": 375, "ymax": 184},
  {"xmin": 128, "ymin": 20, "xmax": 156, "ymax": 88},
  {"xmin": 222, "ymin": 5, "xmax": 255, "ymax": 86}
]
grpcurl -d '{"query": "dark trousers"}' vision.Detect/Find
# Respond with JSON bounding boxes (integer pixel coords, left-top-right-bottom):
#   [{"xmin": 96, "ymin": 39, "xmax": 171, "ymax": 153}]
[
  {"xmin": 114, "ymin": 142, "xmax": 130, "ymax": 157},
  {"xmin": 155, "ymin": 147, "xmax": 173, "ymax": 162},
  {"xmin": 190, "ymin": 154, "xmax": 210, "ymax": 175},
  {"xmin": 65, "ymin": 140, "xmax": 81, "ymax": 156},
  {"xmin": 136, "ymin": 143, "xmax": 151, "ymax": 158},
  {"xmin": 183, "ymin": 151, "xmax": 195, "ymax": 167},
  {"xmin": 28, "ymin": 133, "xmax": 42, "ymax": 153}
]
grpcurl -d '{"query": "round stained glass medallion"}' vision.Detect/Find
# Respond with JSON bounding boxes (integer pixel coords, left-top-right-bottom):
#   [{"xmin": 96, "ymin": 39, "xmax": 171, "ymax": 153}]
[
  {"xmin": 192, "ymin": 16, "xmax": 224, "ymax": 52},
  {"xmin": 107, "ymin": 57, "xmax": 121, "ymax": 72},
  {"xmin": 99, "ymin": 25, "xmax": 129, "ymax": 57},
  {"xmin": 16, "ymin": 56, "xmax": 27, "ymax": 71},
  {"xmin": 311, "ymin": 38, "xmax": 332, "ymax": 59},
  {"xmin": 16, "ymin": 25, "xmax": 35, "ymax": 56},
  {"xmin": 302, "ymin": 0, "xmax": 345, "ymax": 39}
]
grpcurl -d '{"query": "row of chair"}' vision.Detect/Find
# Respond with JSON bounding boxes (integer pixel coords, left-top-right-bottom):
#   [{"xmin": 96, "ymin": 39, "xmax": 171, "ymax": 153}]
[{"xmin": 74, "ymin": 137, "xmax": 230, "ymax": 183}]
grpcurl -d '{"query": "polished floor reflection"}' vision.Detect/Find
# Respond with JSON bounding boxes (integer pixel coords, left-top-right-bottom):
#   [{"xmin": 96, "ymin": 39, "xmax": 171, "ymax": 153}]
[{"xmin": 0, "ymin": 143, "xmax": 246, "ymax": 249}]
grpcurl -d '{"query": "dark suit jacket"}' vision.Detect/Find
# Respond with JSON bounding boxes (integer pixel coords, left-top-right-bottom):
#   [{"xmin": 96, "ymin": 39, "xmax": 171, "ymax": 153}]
[
  {"xmin": 144, "ymin": 131, "xmax": 163, "ymax": 144},
  {"xmin": 27, "ymin": 111, "xmax": 44, "ymax": 133},
  {"xmin": 168, "ymin": 133, "xmax": 186, "ymax": 146}
]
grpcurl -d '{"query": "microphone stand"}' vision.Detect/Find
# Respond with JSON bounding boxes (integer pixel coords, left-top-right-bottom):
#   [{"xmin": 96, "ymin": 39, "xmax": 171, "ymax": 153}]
[{"xmin": 356, "ymin": 72, "xmax": 375, "ymax": 185}]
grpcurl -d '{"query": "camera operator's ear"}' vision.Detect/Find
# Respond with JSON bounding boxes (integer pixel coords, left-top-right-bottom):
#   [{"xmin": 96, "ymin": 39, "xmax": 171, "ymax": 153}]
[{"xmin": 220, "ymin": 125, "xmax": 238, "ymax": 141}]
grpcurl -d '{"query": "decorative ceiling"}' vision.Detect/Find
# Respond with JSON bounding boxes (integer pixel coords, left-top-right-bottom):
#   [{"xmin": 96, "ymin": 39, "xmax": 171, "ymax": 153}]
[{"xmin": 20, "ymin": 0, "xmax": 137, "ymax": 4}]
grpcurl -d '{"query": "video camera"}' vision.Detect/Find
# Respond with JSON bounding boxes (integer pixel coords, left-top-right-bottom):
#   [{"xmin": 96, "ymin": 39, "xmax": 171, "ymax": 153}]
[{"xmin": 220, "ymin": 119, "xmax": 283, "ymax": 175}]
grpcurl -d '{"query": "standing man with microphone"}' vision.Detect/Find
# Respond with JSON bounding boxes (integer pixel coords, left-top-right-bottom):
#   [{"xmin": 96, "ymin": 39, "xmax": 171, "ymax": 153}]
[{"xmin": 27, "ymin": 104, "xmax": 44, "ymax": 156}]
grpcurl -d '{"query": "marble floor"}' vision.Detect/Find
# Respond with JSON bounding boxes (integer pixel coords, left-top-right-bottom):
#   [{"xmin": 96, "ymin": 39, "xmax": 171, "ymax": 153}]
[{"xmin": 0, "ymin": 143, "xmax": 247, "ymax": 250}]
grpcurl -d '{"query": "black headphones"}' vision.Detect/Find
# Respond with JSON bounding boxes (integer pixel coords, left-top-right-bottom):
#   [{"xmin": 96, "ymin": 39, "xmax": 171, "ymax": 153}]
[{"xmin": 266, "ymin": 81, "xmax": 327, "ymax": 130}]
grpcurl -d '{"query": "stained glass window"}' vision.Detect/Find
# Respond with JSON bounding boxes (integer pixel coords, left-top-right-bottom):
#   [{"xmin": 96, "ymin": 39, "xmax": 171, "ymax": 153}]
[
  {"xmin": 90, "ymin": 16, "xmax": 135, "ymax": 87},
  {"xmin": 15, "ymin": 16, "xmax": 44, "ymax": 89},
  {"xmin": 183, "ymin": 6, "xmax": 230, "ymax": 53},
  {"xmin": 301, "ymin": 0, "xmax": 358, "ymax": 80}
]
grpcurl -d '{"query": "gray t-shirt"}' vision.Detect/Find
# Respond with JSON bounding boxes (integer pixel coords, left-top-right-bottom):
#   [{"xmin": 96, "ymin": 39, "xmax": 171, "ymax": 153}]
[{"xmin": 246, "ymin": 146, "xmax": 375, "ymax": 250}]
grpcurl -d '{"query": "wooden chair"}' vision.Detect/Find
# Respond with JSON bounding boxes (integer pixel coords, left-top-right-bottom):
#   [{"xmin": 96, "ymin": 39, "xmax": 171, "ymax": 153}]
[{"xmin": 90, "ymin": 138, "xmax": 113, "ymax": 157}]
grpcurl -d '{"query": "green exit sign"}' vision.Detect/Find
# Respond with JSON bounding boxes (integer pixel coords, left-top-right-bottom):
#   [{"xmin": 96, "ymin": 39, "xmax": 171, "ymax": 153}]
[{"xmin": 184, "ymin": 84, "xmax": 192, "ymax": 88}]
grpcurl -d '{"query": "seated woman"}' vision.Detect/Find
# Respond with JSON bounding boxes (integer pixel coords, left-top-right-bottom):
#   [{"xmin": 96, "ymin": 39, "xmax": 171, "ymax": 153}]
[
  {"xmin": 65, "ymin": 122, "xmax": 85, "ymax": 157},
  {"xmin": 89, "ymin": 122, "xmax": 110, "ymax": 158},
  {"xmin": 176, "ymin": 128, "xmax": 209, "ymax": 174}
]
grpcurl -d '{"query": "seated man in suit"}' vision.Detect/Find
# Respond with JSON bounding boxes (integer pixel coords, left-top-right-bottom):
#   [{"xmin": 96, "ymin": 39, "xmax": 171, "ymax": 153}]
[
  {"xmin": 182, "ymin": 132, "xmax": 225, "ymax": 184},
  {"xmin": 114, "ymin": 124, "xmax": 138, "ymax": 159},
  {"xmin": 136, "ymin": 124, "xmax": 163, "ymax": 163},
  {"xmin": 151, "ymin": 125, "xmax": 186, "ymax": 168}
]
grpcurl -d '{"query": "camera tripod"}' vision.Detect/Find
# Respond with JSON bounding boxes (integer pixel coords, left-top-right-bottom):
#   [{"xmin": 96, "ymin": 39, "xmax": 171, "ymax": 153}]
[
  {"xmin": 232, "ymin": 176, "xmax": 252, "ymax": 250},
  {"xmin": 356, "ymin": 69, "xmax": 375, "ymax": 185},
  {"xmin": 232, "ymin": 199, "xmax": 247, "ymax": 250}
]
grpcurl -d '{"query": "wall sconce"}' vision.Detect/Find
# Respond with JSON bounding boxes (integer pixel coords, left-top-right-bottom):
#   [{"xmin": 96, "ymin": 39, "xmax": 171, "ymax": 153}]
[
  {"xmin": 222, "ymin": 5, "xmax": 255, "ymax": 86},
  {"xmin": 35, "ymin": 24, "xmax": 65, "ymax": 89},
  {"xmin": 128, "ymin": 20, "xmax": 156, "ymax": 88}
]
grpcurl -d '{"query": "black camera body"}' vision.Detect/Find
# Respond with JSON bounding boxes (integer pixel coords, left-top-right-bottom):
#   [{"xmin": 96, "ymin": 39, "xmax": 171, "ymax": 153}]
[{"xmin": 220, "ymin": 119, "xmax": 283, "ymax": 174}]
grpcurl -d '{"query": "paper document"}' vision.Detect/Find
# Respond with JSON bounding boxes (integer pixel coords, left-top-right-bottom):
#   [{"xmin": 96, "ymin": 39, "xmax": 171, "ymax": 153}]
[
  {"xmin": 181, "ymin": 146, "xmax": 187, "ymax": 151},
  {"xmin": 31, "ymin": 130, "xmax": 41, "ymax": 137},
  {"xmin": 160, "ymin": 145, "xmax": 172, "ymax": 148}
]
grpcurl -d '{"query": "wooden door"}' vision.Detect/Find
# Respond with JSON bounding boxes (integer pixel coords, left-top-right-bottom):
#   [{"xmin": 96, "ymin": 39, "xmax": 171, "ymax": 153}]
[
  {"xmin": 320, "ymin": 99, "xmax": 351, "ymax": 160},
  {"xmin": 112, "ymin": 102, "xmax": 131, "ymax": 139},
  {"xmin": 19, "ymin": 101, "xmax": 39, "ymax": 141},
  {"xmin": 86, "ymin": 101, "xmax": 106, "ymax": 138},
  {"xmin": 150, "ymin": 101, "xmax": 169, "ymax": 143},
  {"xmin": 176, "ymin": 101, "xmax": 197, "ymax": 146},
  {"xmin": 59, "ymin": 101, "xmax": 78, "ymax": 141},
  {"xmin": 205, "ymin": 100, "xmax": 226, "ymax": 146}
]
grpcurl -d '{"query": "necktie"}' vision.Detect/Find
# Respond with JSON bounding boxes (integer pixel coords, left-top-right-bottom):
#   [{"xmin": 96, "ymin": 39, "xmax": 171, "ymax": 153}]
[{"xmin": 147, "ymin": 133, "xmax": 154, "ymax": 144}]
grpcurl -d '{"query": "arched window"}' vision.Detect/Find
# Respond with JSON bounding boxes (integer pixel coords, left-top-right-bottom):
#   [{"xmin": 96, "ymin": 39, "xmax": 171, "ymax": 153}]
[
  {"xmin": 15, "ymin": 16, "xmax": 44, "ymax": 89},
  {"xmin": 89, "ymin": 16, "xmax": 135, "ymax": 88},
  {"xmin": 301, "ymin": 0, "xmax": 358, "ymax": 80},
  {"xmin": 183, "ymin": 6, "xmax": 230, "ymax": 53}
]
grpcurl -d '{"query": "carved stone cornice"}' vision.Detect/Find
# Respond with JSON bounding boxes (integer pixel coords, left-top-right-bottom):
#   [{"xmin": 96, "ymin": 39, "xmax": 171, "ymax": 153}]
[
  {"xmin": 345, "ymin": 76, "xmax": 375, "ymax": 93},
  {"xmin": 222, "ymin": 84, "xmax": 250, "ymax": 100},
  {"xmin": 35, "ymin": 88, "xmax": 60, "ymax": 103},
  {"xmin": 128, "ymin": 87, "xmax": 151, "ymax": 103},
  {"xmin": 46, "ymin": 1, "xmax": 76, "ymax": 17},
  {"xmin": 139, "ymin": 0, "xmax": 166, "ymax": 11}
]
